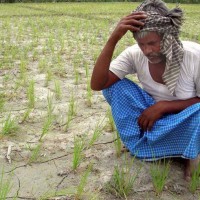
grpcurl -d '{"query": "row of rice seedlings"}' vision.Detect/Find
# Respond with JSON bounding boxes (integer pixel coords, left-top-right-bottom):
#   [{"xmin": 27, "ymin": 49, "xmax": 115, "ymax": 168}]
[
  {"xmin": 64, "ymin": 92, "xmax": 76, "ymax": 131},
  {"xmin": 39, "ymin": 94, "xmax": 54, "ymax": 141},
  {"xmin": 106, "ymin": 154, "xmax": 140, "ymax": 199}
]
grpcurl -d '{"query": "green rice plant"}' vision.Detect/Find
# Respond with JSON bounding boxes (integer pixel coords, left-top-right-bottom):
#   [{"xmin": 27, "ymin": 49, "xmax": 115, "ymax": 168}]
[
  {"xmin": 38, "ymin": 58, "xmax": 47, "ymax": 73},
  {"xmin": 87, "ymin": 121, "xmax": 104, "ymax": 149},
  {"xmin": 0, "ymin": 168, "xmax": 15, "ymax": 200},
  {"xmin": 106, "ymin": 108, "xmax": 115, "ymax": 132},
  {"xmin": 114, "ymin": 131, "xmax": 122, "ymax": 158},
  {"xmin": 27, "ymin": 80, "xmax": 35, "ymax": 108},
  {"xmin": 19, "ymin": 59, "xmax": 28, "ymax": 86},
  {"xmin": 20, "ymin": 108, "xmax": 33, "ymax": 123},
  {"xmin": 84, "ymin": 61, "xmax": 89, "ymax": 78},
  {"xmin": 1, "ymin": 114, "xmax": 18, "ymax": 136},
  {"xmin": 189, "ymin": 163, "xmax": 200, "ymax": 193},
  {"xmin": 74, "ymin": 67, "xmax": 80, "ymax": 85},
  {"xmin": 106, "ymin": 154, "xmax": 140, "ymax": 199},
  {"xmin": 0, "ymin": 93, "xmax": 5, "ymax": 112},
  {"xmin": 150, "ymin": 159, "xmax": 170, "ymax": 195},
  {"xmin": 39, "ymin": 94, "xmax": 54, "ymax": 141},
  {"xmin": 45, "ymin": 69, "xmax": 53, "ymax": 87},
  {"xmin": 74, "ymin": 164, "xmax": 92, "ymax": 200},
  {"xmin": 86, "ymin": 78, "xmax": 92, "ymax": 107},
  {"xmin": 54, "ymin": 79, "xmax": 62, "ymax": 100},
  {"xmin": 72, "ymin": 136, "xmax": 85, "ymax": 171},
  {"xmin": 64, "ymin": 92, "xmax": 76, "ymax": 131},
  {"xmin": 28, "ymin": 142, "xmax": 43, "ymax": 164}
]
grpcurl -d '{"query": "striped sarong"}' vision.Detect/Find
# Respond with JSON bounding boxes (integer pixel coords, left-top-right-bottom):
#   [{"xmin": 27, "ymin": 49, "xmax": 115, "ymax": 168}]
[{"xmin": 103, "ymin": 78, "xmax": 200, "ymax": 160}]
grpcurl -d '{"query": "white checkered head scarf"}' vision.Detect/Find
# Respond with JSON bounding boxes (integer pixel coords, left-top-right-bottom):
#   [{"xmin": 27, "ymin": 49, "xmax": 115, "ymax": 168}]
[{"xmin": 133, "ymin": 0, "xmax": 184, "ymax": 95}]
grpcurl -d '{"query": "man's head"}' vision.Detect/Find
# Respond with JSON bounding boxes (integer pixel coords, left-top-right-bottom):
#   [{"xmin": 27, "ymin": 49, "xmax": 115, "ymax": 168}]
[{"xmin": 132, "ymin": 0, "xmax": 184, "ymax": 94}]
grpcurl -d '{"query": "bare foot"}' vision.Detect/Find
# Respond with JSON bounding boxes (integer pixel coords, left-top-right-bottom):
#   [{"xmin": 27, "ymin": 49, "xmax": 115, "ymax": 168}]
[{"xmin": 184, "ymin": 156, "xmax": 200, "ymax": 181}]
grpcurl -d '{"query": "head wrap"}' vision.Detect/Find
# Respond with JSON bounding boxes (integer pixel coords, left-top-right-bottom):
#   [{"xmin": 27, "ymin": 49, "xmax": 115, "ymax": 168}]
[{"xmin": 133, "ymin": 0, "xmax": 184, "ymax": 95}]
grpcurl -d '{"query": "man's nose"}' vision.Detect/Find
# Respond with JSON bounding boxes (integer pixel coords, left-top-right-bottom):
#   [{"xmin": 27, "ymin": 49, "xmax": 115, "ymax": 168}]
[{"xmin": 143, "ymin": 45, "xmax": 153, "ymax": 55}]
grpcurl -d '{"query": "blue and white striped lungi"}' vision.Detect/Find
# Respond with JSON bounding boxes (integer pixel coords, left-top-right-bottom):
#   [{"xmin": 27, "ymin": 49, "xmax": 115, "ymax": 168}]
[{"xmin": 103, "ymin": 78, "xmax": 200, "ymax": 160}]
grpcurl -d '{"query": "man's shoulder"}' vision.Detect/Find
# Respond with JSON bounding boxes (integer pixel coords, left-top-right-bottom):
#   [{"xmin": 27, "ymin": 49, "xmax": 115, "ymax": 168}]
[
  {"xmin": 124, "ymin": 44, "xmax": 143, "ymax": 57},
  {"xmin": 182, "ymin": 41, "xmax": 200, "ymax": 57}
]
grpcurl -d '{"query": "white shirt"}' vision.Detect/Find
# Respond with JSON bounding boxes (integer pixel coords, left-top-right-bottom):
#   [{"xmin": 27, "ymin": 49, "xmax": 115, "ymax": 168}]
[{"xmin": 110, "ymin": 41, "xmax": 200, "ymax": 102}]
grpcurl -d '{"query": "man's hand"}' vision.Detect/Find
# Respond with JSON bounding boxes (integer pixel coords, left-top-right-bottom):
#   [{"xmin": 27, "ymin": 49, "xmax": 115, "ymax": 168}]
[
  {"xmin": 110, "ymin": 12, "xmax": 147, "ymax": 42},
  {"xmin": 138, "ymin": 101, "xmax": 167, "ymax": 131}
]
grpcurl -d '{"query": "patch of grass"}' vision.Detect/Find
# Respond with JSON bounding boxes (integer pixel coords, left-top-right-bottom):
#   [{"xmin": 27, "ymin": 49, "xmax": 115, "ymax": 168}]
[{"xmin": 150, "ymin": 159, "xmax": 170, "ymax": 195}]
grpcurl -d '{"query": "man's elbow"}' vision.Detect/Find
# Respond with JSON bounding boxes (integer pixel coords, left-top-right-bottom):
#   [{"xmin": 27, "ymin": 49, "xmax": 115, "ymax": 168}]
[{"xmin": 90, "ymin": 82, "xmax": 104, "ymax": 91}]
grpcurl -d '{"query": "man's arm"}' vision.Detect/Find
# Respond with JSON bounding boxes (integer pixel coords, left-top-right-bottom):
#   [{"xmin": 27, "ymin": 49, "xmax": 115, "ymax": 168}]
[
  {"xmin": 138, "ymin": 97, "xmax": 200, "ymax": 131},
  {"xmin": 90, "ymin": 12, "xmax": 147, "ymax": 91}
]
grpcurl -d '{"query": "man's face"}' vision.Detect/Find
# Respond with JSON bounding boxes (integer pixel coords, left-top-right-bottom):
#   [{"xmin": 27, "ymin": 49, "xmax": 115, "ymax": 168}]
[{"xmin": 136, "ymin": 32, "xmax": 165, "ymax": 64}]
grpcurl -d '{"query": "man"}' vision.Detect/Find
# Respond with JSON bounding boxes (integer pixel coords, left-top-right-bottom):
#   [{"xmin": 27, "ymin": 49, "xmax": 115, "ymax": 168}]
[{"xmin": 91, "ymin": 0, "xmax": 200, "ymax": 180}]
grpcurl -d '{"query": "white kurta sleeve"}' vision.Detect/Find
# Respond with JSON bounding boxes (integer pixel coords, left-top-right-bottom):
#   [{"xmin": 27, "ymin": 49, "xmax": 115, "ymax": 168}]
[{"xmin": 109, "ymin": 45, "xmax": 139, "ymax": 79}]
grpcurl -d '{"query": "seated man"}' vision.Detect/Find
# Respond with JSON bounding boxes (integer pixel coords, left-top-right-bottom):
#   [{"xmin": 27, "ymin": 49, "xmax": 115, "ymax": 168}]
[{"xmin": 90, "ymin": 0, "xmax": 200, "ymax": 180}]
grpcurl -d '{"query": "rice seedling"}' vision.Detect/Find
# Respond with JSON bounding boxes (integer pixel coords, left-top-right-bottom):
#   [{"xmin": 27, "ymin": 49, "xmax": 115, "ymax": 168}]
[
  {"xmin": 106, "ymin": 154, "xmax": 140, "ymax": 199},
  {"xmin": 106, "ymin": 108, "xmax": 115, "ymax": 132},
  {"xmin": 72, "ymin": 136, "xmax": 85, "ymax": 171},
  {"xmin": 38, "ymin": 58, "xmax": 47, "ymax": 73},
  {"xmin": 74, "ymin": 67, "xmax": 80, "ymax": 85},
  {"xmin": 54, "ymin": 79, "xmax": 62, "ymax": 100},
  {"xmin": 87, "ymin": 120, "xmax": 104, "ymax": 149},
  {"xmin": 45, "ymin": 69, "xmax": 53, "ymax": 87},
  {"xmin": 150, "ymin": 159, "xmax": 171, "ymax": 195},
  {"xmin": 74, "ymin": 164, "xmax": 92, "ymax": 200},
  {"xmin": 1, "ymin": 114, "xmax": 18, "ymax": 136},
  {"xmin": 0, "ymin": 168, "xmax": 16, "ymax": 200},
  {"xmin": 86, "ymin": 78, "xmax": 92, "ymax": 107},
  {"xmin": 189, "ymin": 163, "xmax": 200, "ymax": 193},
  {"xmin": 19, "ymin": 60, "xmax": 28, "ymax": 86},
  {"xmin": 39, "ymin": 94, "xmax": 54, "ymax": 141},
  {"xmin": 0, "ymin": 93, "xmax": 5, "ymax": 112},
  {"xmin": 27, "ymin": 80, "xmax": 35, "ymax": 108},
  {"xmin": 28, "ymin": 142, "xmax": 43, "ymax": 164},
  {"xmin": 20, "ymin": 108, "xmax": 33, "ymax": 123},
  {"xmin": 113, "ymin": 131, "xmax": 122, "ymax": 158},
  {"xmin": 64, "ymin": 92, "xmax": 76, "ymax": 131}
]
